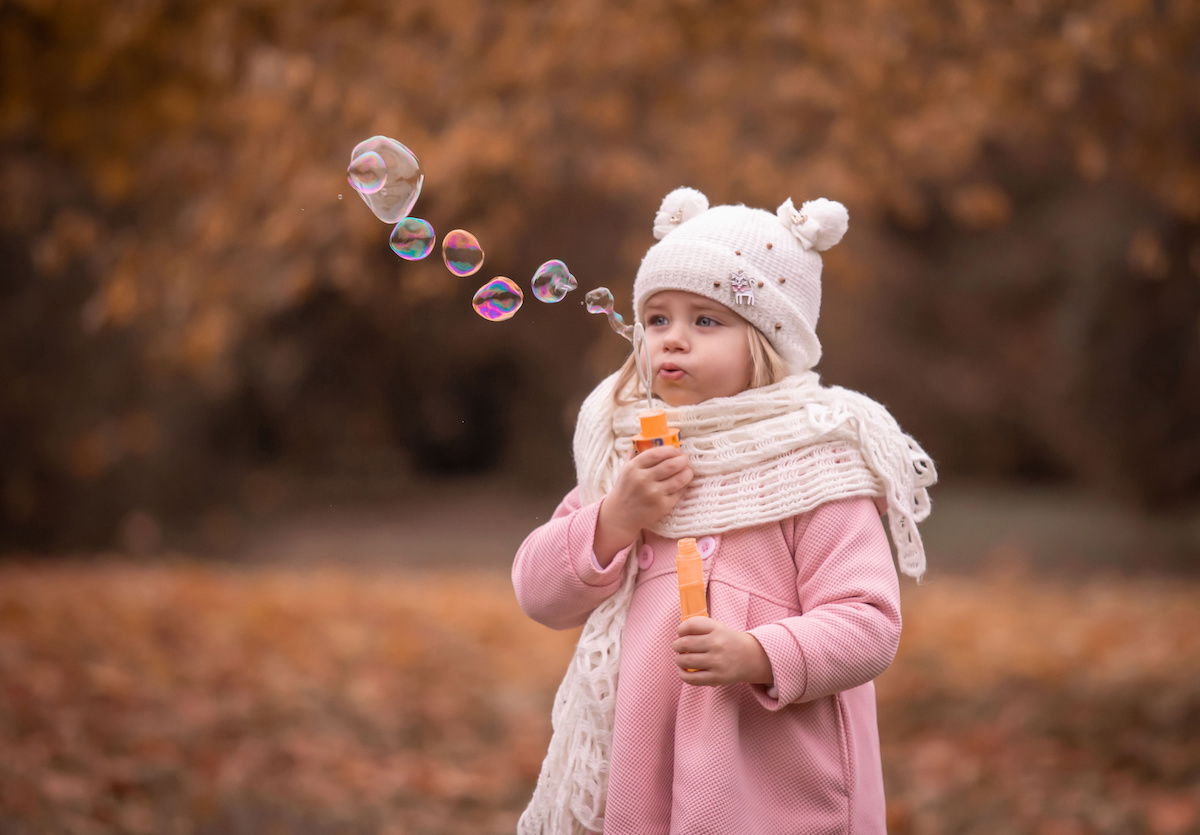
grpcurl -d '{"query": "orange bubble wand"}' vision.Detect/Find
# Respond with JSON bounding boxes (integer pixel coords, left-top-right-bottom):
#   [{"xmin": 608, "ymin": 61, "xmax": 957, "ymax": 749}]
[
  {"xmin": 676, "ymin": 537, "xmax": 708, "ymax": 672},
  {"xmin": 630, "ymin": 321, "xmax": 681, "ymax": 452},
  {"xmin": 676, "ymin": 537, "xmax": 707, "ymax": 620},
  {"xmin": 586, "ymin": 292, "xmax": 682, "ymax": 451}
]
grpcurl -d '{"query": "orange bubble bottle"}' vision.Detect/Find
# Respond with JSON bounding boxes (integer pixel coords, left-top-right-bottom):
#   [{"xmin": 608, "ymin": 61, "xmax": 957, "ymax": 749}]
[{"xmin": 633, "ymin": 410, "xmax": 681, "ymax": 453}]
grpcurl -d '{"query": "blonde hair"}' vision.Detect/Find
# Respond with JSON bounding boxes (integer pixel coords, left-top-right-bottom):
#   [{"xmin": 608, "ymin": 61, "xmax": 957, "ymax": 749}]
[{"xmin": 612, "ymin": 325, "xmax": 789, "ymax": 405}]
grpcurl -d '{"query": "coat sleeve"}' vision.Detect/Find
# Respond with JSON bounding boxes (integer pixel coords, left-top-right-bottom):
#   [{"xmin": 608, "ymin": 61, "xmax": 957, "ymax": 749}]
[
  {"xmin": 511, "ymin": 486, "xmax": 635, "ymax": 630},
  {"xmin": 746, "ymin": 496, "xmax": 903, "ymax": 709}
]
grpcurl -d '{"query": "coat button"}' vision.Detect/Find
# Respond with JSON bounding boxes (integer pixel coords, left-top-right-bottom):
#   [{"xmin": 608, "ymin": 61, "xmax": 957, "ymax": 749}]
[
  {"xmin": 697, "ymin": 536, "xmax": 717, "ymax": 560},
  {"xmin": 637, "ymin": 544, "xmax": 655, "ymax": 569}
]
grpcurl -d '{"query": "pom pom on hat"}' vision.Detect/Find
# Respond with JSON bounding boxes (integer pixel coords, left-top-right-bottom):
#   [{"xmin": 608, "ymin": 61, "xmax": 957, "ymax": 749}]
[
  {"xmin": 653, "ymin": 187, "xmax": 710, "ymax": 240},
  {"xmin": 777, "ymin": 197, "xmax": 849, "ymax": 252}
]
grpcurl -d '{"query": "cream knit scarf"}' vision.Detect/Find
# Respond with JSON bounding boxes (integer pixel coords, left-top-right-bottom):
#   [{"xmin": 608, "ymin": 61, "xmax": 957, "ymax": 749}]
[{"xmin": 517, "ymin": 371, "xmax": 936, "ymax": 834}]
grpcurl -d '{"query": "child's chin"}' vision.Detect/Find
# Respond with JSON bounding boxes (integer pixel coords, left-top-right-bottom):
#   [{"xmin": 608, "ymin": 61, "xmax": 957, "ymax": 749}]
[{"xmin": 658, "ymin": 390, "xmax": 701, "ymax": 407}]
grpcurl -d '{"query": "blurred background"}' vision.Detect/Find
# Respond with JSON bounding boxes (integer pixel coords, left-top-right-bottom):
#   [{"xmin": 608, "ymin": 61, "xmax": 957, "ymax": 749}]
[{"xmin": 1, "ymin": 0, "xmax": 1197, "ymax": 832}]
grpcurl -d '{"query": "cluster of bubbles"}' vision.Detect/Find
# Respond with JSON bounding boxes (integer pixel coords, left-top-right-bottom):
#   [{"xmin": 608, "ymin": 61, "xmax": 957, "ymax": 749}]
[{"xmin": 346, "ymin": 135, "xmax": 632, "ymax": 333}]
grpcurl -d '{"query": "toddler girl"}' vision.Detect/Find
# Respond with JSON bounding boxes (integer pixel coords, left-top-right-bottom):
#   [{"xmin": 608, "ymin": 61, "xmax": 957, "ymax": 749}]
[{"xmin": 512, "ymin": 187, "xmax": 937, "ymax": 834}]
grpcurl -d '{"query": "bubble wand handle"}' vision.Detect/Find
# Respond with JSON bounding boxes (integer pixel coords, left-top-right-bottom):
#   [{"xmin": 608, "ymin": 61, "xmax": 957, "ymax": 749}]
[
  {"xmin": 676, "ymin": 537, "xmax": 707, "ymax": 619},
  {"xmin": 676, "ymin": 537, "xmax": 708, "ymax": 672}
]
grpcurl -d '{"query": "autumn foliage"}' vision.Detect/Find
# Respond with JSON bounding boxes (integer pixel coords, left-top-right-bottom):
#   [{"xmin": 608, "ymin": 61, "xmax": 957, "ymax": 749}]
[
  {"xmin": 3, "ymin": 4, "xmax": 1197, "ymax": 830},
  {"xmin": 2, "ymin": 0, "xmax": 1198, "ymax": 549},
  {"xmin": 0, "ymin": 560, "xmax": 1196, "ymax": 834}
]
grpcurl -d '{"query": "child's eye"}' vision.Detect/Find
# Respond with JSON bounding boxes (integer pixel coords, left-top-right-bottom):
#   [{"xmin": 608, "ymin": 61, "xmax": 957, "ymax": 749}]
[
  {"xmin": 647, "ymin": 314, "xmax": 667, "ymax": 326},
  {"xmin": 696, "ymin": 315, "xmax": 718, "ymax": 327}
]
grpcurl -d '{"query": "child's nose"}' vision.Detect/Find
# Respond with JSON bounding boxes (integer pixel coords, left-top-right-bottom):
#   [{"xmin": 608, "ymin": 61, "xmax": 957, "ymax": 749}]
[{"xmin": 662, "ymin": 323, "xmax": 688, "ymax": 350}]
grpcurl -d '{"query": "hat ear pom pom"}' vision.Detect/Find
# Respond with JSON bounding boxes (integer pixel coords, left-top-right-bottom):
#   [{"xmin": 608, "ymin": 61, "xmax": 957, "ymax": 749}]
[
  {"xmin": 653, "ymin": 187, "xmax": 709, "ymax": 240},
  {"xmin": 777, "ymin": 197, "xmax": 849, "ymax": 251}
]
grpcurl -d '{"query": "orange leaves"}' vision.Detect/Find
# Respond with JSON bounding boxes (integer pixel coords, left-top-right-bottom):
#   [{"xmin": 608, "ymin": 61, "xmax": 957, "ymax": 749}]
[
  {"xmin": 947, "ymin": 183, "xmax": 1012, "ymax": 229},
  {"xmin": 0, "ymin": 560, "xmax": 578, "ymax": 832},
  {"xmin": 1, "ymin": 0, "xmax": 1198, "ymax": 550},
  {"xmin": 879, "ymin": 568, "xmax": 1200, "ymax": 832},
  {"xmin": 1, "ymin": 559, "xmax": 1197, "ymax": 832}
]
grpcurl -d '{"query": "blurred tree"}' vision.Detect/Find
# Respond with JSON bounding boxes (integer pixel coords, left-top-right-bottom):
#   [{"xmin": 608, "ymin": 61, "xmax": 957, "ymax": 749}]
[{"xmin": 1, "ymin": 0, "xmax": 1197, "ymax": 548}]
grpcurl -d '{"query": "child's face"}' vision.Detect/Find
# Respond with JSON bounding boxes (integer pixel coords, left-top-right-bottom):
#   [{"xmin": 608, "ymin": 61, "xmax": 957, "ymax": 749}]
[{"xmin": 641, "ymin": 290, "xmax": 754, "ymax": 407}]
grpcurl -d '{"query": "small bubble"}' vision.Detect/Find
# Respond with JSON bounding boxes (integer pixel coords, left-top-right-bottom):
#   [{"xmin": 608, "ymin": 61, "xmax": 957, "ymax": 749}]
[
  {"xmin": 347, "ymin": 150, "xmax": 387, "ymax": 195},
  {"xmin": 472, "ymin": 277, "xmax": 523, "ymax": 321},
  {"xmin": 442, "ymin": 229, "xmax": 485, "ymax": 277},
  {"xmin": 347, "ymin": 136, "xmax": 423, "ymax": 223},
  {"xmin": 584, "ymin": 287, "xmax": 615, "ymax": 314},
  {"xmin": 531, "ymin": 259, "xmax": 578, "ymax": 303},
  {"xmin": 389, "ymin": 217, "xmax": 435, "ymax": 261},
  {"xmin": 337, "ymin": 194, "xmax": 343, "ymax": 200},
  {"xmin": 584, "ymin": 287, "xmax": 633, "ymax": 339}
]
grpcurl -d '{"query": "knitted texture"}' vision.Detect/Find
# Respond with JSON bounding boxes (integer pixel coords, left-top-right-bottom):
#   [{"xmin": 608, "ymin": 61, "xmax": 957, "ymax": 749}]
[
  {"xmin": 516, "ymin": 539, "xmax": 637, "ymax": 835},
  {"xmin": 580, "ymin": 371, "xmax": 935, "ymax": 578},
  {"xmin": 518, "ymin": 371, "xmax": 936, "ymax": 832},
  {"xmin": 634, "ymin": 188, "xmax": 849, "ymax": 373}
]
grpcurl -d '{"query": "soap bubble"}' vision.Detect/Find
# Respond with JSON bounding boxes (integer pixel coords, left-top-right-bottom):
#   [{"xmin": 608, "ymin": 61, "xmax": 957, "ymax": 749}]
[
  {"xmin": 584, "ymin": 287, "xmax": 615, "ymax": 314},
  {"xmin": 472, "ymin": 277, "xmax": 523, "ymax": 322},
  {"xmin": 584, "ymin": 287, "xmax": 633, "ymax": 340},
  {"xmin": 442, "ymin": 229, "xmax": 485, "ymax": 277},
  {"xmin": 347, "ymin": 136, "xmax": 423, "ymax": 223},
  {"xmin": 531, "ymin": 259, "xmax": 578, "ymax": 303},
  {"xmin": 347, "ymin": 150, "xmax": 387, "ymax": 195},
  {"xmin": 389, "ymin": 218, "xmax": 435, "ymax": 260}
]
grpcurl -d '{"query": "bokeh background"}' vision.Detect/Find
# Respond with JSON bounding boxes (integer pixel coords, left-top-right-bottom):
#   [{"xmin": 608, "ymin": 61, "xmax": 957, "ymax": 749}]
[{"xmin": 2, "ymin": 1, "xmax": 1198, "ymax": 832}]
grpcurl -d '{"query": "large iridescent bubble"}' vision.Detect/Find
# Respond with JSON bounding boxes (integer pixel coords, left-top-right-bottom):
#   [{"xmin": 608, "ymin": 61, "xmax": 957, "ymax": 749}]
[
  {"xmin": 531, "ymin": 259, "xmax": 577, "ymax": 303},
  {"xmin": 584, "ymin": 287, "xmax": 633, "ymax": 340},
  {"xmin": 347, "ymin": 150, "xmax": 387, "ymax": 195},
  {"xmin": 442, "ymin": 229, "xmax": 485, "ymax": 277},
  {"xmin": 472, "ymin": 277, "xmax": 523, "ymax": 322},
  {"xmin": 389, "ymin": 217, "xmax": 435, "ymax": 260},
  {"xmin": 347, "ymin": 136, "xmax": 423, "ymax": 223}
]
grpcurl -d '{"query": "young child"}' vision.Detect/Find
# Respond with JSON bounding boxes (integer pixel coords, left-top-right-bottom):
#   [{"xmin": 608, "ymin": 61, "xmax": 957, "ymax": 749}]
[{"xmin": 512, "ymin": 187, "xmax": 937, "ymax": 834}]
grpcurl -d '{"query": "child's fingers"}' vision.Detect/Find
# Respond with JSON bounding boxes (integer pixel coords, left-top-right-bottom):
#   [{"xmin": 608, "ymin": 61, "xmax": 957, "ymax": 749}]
[
  {"xmin": 674, "ymin": 653, "xmax": 709, "ymax": 671},
  {"xmin": 679, "ymin": 668, "xmax": 721, "ymax": 687},
  {"xmin": 649, "ymin": 457, "xmax": 691, "ymax": 482},
  {"xmin": 677, "ymin": 616, "xmax": 717, "ymax": 636},
  {"xmin": 630, "ymin": 445, "xmax": 684, "ymax": 468},
  {"xmin": 654, "ymin": 459, "xmax": 692, "ymax": 483},
  {"xmin": 661, "ymin": 469, "xmax": 693, "ymax": 495},
  {"xmin": 671, "ymin": 635, "xmax": 709, "ymax": 654}
]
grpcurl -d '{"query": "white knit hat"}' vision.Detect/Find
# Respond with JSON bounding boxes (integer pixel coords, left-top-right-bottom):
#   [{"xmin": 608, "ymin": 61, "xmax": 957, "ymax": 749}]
[{"xmin": 633, "ymin": 187, "xmax": 850, "ymax": 374}]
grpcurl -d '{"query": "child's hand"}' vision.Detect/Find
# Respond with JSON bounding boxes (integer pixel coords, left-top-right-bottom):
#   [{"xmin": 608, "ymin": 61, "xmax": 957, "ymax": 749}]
[
  {"xmin": 672, "ymin": 617, "xmax": 774, "ymax": 687},
  {"xmin": 596, "ymin": 446, "xmax": 692, "ymax": 550}
]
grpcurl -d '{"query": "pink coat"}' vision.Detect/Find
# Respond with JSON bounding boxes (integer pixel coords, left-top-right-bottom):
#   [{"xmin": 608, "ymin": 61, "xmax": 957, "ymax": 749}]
[{"xmin": 513, "ymin": 488, "xmax": 902, "ymax": 834}]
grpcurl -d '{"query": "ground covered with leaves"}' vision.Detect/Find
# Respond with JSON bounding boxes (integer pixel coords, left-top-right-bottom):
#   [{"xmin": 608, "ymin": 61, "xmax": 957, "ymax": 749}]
[{"xmin": 0, "ymin": 559, "xmax": 1196, "ymax": 834}]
